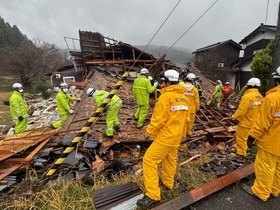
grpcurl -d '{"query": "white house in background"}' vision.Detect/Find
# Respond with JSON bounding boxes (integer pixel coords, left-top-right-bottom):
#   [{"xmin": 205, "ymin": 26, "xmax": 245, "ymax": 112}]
[{"xmin": 234, "ymin": 23, "xmax": 276, "ymax": 89}]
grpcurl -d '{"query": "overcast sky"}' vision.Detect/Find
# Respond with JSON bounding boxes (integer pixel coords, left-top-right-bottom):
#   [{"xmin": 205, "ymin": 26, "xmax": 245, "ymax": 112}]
[{"xmin": 0, "ymin": 0, "xmax": 279, "ymax": 52}]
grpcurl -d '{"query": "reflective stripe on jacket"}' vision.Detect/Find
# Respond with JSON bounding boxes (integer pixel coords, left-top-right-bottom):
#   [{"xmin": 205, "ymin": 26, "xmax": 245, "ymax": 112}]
[
  {"xmin": 9, "ymin": 91, "xmax": 29, "ymax": 118},
  {"xmin": 146, "ymin": 85, "xmax": 190, "ymax": 147},
  {"xmin": 178, "ymin": 82, "xmax": 200, "ymax": 113},
  {"xmin": 232, "ymin": 88, "xmax": 263, "ymax": 128},
  {"xmin": 214, "ymin": 84, "xmax": 222, "ymax": 96},
  {"xmin": 133, "ymin": 75, "xmax": 156, "ymax": 105},
  {"xmin": 56, "ymin": 90, "xmax": 76, "ymax": 116},
  {"xmin": 94, "ymin": 90, "xmax": 121, "ymax": 110},
  {"xmin": 250, "ymin": 86, "xmax": 280, "ymax": 156}
]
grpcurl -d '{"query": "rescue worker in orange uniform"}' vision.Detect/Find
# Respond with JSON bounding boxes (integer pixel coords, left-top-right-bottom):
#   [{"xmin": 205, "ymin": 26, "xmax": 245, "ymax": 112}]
[
  {"xmin": 242, "ymin": 67, "xmax": 280, "ymax": 201},
  {"xmin": 137, "ymin": 70, "xmax": 190, "ymax": 207},
  {"xmin": 178, "ymin": 73, "xmax": 200, "ymax": 135},
  {"xmin": 231, "ymin": 78, "xmax": 263, "ymax": 156},
  {"xmin": 222, "ymin": 81, "xmax": 234, "ymax": 107}
]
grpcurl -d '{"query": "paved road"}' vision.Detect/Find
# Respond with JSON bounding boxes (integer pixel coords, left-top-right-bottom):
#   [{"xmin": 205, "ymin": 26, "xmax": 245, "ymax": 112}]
[{"xmin": 185, "ymin": 177, "xmax": 280, "ymax": 210}]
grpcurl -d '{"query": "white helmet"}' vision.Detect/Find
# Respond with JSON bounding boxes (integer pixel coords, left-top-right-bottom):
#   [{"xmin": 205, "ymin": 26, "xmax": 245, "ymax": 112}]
[
  {"xmin": 148, "ymin": 76, "xmax": 153, "ymax": 81},
  {"xmin": 186, "ymin": 73, "xmax": 196, "ymax": 81},
  {"xmin": 86, "ymin": 88, "xmax": 96, "ymax": 97},
  {"xmin": 140, "ymin": 68, "xmax": 149, "ymax": 75},
  {"xmin": 225, "ymin": 82, "xmax": 230, "ymax": 85},
  {"xmin": 12, "ymin": 83, "xmax": 23, "ymax": 90},
  {"xmin": 60, "ymin": 83, "xmax": 68, "ymax": 88},
  {"xmin": 247, "ymin": 78, "xmax": 261, "ymax": 87},
  {"xmin": 164, "ymin": 69, "xmax": 179, "ymax": 82},
  {"xmin": 216, "ymin": 80, "xmax": 222, "ymax": 85},
  {"xmin": 272, "ymin": 66, "xmax": 280, "ymax": 79}
]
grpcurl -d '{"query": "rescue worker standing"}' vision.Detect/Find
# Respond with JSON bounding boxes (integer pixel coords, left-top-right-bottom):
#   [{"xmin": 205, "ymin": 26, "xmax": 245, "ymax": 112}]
[
  {"xmin": 193, "ymin": 76, "xmax": 203, "ymax": 98},
  {"xmin": 9, "ymin": 83, "xmax": 29, "ymax": 134},
  {"xmin": 51, "ymin": 83, "xmax": 80, "ymax": 129},
  {"xmin": 242, "ymin": 67, "xmax": 280, "ymax": 201},
  {"xmin": 133, "ymin": 68, "xmax": 158, "ymax": 128},
  {"xmin": 86, "ymin": 88, "xmax": 122, "ymax": 137},
  {"xmin": 178, "ymin": 73, "xmax": 200, "ymax": 135},
  {"xmin": 222, "ymin": 82, "xmax": 234, "ymax": 107},
  {"xmin": 137, "ymin": 70, "xmax": 190, "ymax": 207},
  {"xmin": 207, "ymin": 80, "xmax": 223, "ymax": 108},
  {"xmin": 231, "ymin": 78, "xmax": 263, "ymax": 156}
]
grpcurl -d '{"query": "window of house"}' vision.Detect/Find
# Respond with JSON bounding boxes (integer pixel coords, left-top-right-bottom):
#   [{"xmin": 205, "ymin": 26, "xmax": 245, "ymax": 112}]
[
  {"xmin": 218, "ymin": 63, "xmax": 224, "ymax": 68},
  {"xmin": 63, "ymin": 76, "xmax": 75, "ymax": 84}
]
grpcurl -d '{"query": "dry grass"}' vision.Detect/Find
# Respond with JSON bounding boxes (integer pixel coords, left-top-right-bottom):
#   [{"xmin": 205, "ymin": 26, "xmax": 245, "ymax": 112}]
[
  {"xmin": 3, "ymin": 154, "xmax": 215, "ymax": 209},
  {"xmin": 0, "ymin": 91, "xmax": 13, "ymax": 129}
]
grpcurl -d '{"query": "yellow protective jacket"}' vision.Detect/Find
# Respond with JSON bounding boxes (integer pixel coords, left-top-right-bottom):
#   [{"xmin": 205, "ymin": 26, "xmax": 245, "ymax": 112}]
[
  {"xmin": 232, "ymin": 88, "xmax": 263, "ymax": 128},
  {"xmin": 146, "ymin": 85, "xmax": 190, "ymax": 147},
  {"xmin": 133, "ymin": 75, "xmax": 156, "ymax": 105},
  {"xmin": 250, "ymin": 86, "xmax": 280, "ymax": 156},
  {"xmin": 56, "ymin": 90, "xmax": 76, "ymax": 116},
  {"xmin": 9, "ymin": 91, "xmax": 29, "ymax": 119},
  {"xmin": 213, "ymin": 84, "xmax": 222, "ymax": 96},
  {"xmin": 178, "ymin": 82, "xmax": 200, "ymax": 113},
  {"xmin": 94, "ymin": 90, "xmax": 121, "ymax": 109}
]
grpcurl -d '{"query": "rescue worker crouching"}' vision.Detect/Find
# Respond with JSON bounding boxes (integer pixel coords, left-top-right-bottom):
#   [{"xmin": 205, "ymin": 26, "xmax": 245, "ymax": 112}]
[
  {"xmin": 231, "ymin": 78, "xmax": 263, "ymax": 156},
  {"xmin": 137, "ymin": 69, "xmax": 190, "ymax": 207},
  {"xmin": 86, "ymin": 87, "xmax": 122, "ymax": 138},
  {"xmin": 9, "ymin": 83, "xmax": 29, "ymax": 134},
  {"xmin": 178, "ymin": 73, "xmax": 200, "ymax": 135},
  {"xmin": 133, "ymin": 68, "xmax": 158, "ymax": 129},
  {"xmin": 207, "ymin": 80, "xmax": 223, "ymax": 108},
  {"xmin": 51, "ymin": 83, "xmax": 81, "ymax": 129},
  {"xmin": 242, "ymin": 67, "xmax": 280, "ymax": 201}
]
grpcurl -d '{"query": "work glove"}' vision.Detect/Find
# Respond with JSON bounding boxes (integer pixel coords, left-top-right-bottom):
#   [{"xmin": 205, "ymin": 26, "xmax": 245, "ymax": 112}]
[
  {"xmin": 247, "ymin": 135, "xmax": 255, "ymax": 148},
  {"xmin": 76, "ymin": 98, "xmax": 81, "ymax": 101},
  {"xmin": 18, "ymin": 116, "xmax": 23, "ymax": 121},
  {"xmin": 153, "ymin": 81, "xmax": 159, "ymax": 87},
  {"xmin": 230, "ymin": 119, "xmax": 239, "ymax": 124},
  {"xmin": 69, "ymin": 109, "xmax": 74, "ymax": 114}
]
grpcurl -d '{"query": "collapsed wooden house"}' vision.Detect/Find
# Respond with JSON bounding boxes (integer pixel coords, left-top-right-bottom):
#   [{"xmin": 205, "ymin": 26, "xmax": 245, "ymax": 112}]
[{"xmin": 0, "ymin": 30, "xmax": 253, "ymax": 208}]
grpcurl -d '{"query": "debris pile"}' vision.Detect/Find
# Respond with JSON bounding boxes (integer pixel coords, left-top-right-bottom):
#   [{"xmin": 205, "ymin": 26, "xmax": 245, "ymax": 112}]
[{"xmin": 0, "ymin": 68, "xmax": 244, "ymax": 203}]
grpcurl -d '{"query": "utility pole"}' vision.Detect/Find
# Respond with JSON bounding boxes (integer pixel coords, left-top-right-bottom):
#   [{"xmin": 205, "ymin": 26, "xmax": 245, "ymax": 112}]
[{"xmin": 271, "ymin": 1, "xmax": 280, "ymax": 87}]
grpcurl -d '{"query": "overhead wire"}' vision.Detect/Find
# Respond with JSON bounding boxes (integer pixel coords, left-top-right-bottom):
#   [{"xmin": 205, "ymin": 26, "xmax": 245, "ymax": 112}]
[
  {"xmin": 165, "ymin": 0, "xmax": 220, "ymax": 55},
  {"xmin": 44, "ymin": 0, "xmax": 183, "ymax": 177},
  {"xmin": 128, "ymin": 0, "xmax": 182, "ymax": 72}
]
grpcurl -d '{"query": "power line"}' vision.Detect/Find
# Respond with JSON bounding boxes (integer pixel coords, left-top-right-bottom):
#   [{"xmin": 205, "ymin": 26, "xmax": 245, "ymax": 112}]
[
  {"xmin": 265, "ymin": 0, "xmax": 270, "ymax": 24},
  {"xmin": 165, "ymin": 0, "xmax": 220, "ymax": 55},
  {"xmin": 128, "ymin": 0, "xmax": 182, "ymax": 72}
]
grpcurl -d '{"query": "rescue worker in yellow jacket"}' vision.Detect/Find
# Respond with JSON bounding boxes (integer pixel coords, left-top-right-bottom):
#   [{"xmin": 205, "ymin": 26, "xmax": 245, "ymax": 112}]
[
  {"xmin": 137, "ymin": 70, "xmax": 190, "ymax": 207},
  {"xmin": 242, "ymin": 67, "xmax": 280, "ymax": 201},
  {"xmin": 133, "ymin": 68, "xmax": 158, "ymax": 128},
  {"xmin": 9, "ymin": 83, "xmax": 29, "ymax": 134},
  {"xmin": 231, "ymin": 78, "xmax": 263, "ymax": 156},
  {"xmin": 207, "ymin": 80, "xmax": 223, "ymax": 108},
  {"xmin": 178, "ymin": 73, "xmax": 200, "ymax": 135},
  {"xmin": 86, "ymin": 87, "xmax": 122, "ymax": 137},
  {"xmin": 51, "ymin": 83, "xmax": 80, "ymax": 129}
]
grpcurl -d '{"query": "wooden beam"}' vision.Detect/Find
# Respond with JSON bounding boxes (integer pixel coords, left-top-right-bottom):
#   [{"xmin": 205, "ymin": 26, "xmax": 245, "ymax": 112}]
[
  {"xmin": 152, "ymin": 163, "xmax": 254, "ymax": 210},
  {"xmin": 0, "ymin": 164, "xmax": 23, "ymax": 181},
  {"xmin": 24, "ymin": 137, "xmax": 51, "ymax": 161}
]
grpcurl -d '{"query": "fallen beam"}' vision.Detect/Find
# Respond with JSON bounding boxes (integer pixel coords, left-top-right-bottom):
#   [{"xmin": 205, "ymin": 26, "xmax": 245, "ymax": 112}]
[{"xmin": 152, "ymin": 163, "xmax": 254, "ymax": 210}]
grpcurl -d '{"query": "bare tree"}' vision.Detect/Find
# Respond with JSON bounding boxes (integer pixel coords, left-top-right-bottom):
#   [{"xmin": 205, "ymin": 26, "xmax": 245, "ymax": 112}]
[{"xmin": 3, "ymin": 39, "xmax": 70, "ymax": 86}]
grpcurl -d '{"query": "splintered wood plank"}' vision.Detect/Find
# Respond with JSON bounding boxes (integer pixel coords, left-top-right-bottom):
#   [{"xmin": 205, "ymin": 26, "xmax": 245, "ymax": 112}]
[
  {"xmin": 0, "ymin": 164, "xmax": 23, "ymax": 181},
  {"xmin": 152, "ymin": 163, "xmax": 254, "ymax": 210}
]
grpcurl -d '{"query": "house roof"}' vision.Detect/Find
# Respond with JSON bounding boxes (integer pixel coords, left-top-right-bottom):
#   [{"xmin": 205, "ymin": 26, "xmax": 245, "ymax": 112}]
[
  {"xmin": 239, "ymin": 23, "xmax": 276, "ymax": 44},
  {"xmin": 193, "ymin": 39, "xmax": 241, "ymax": 54}
]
